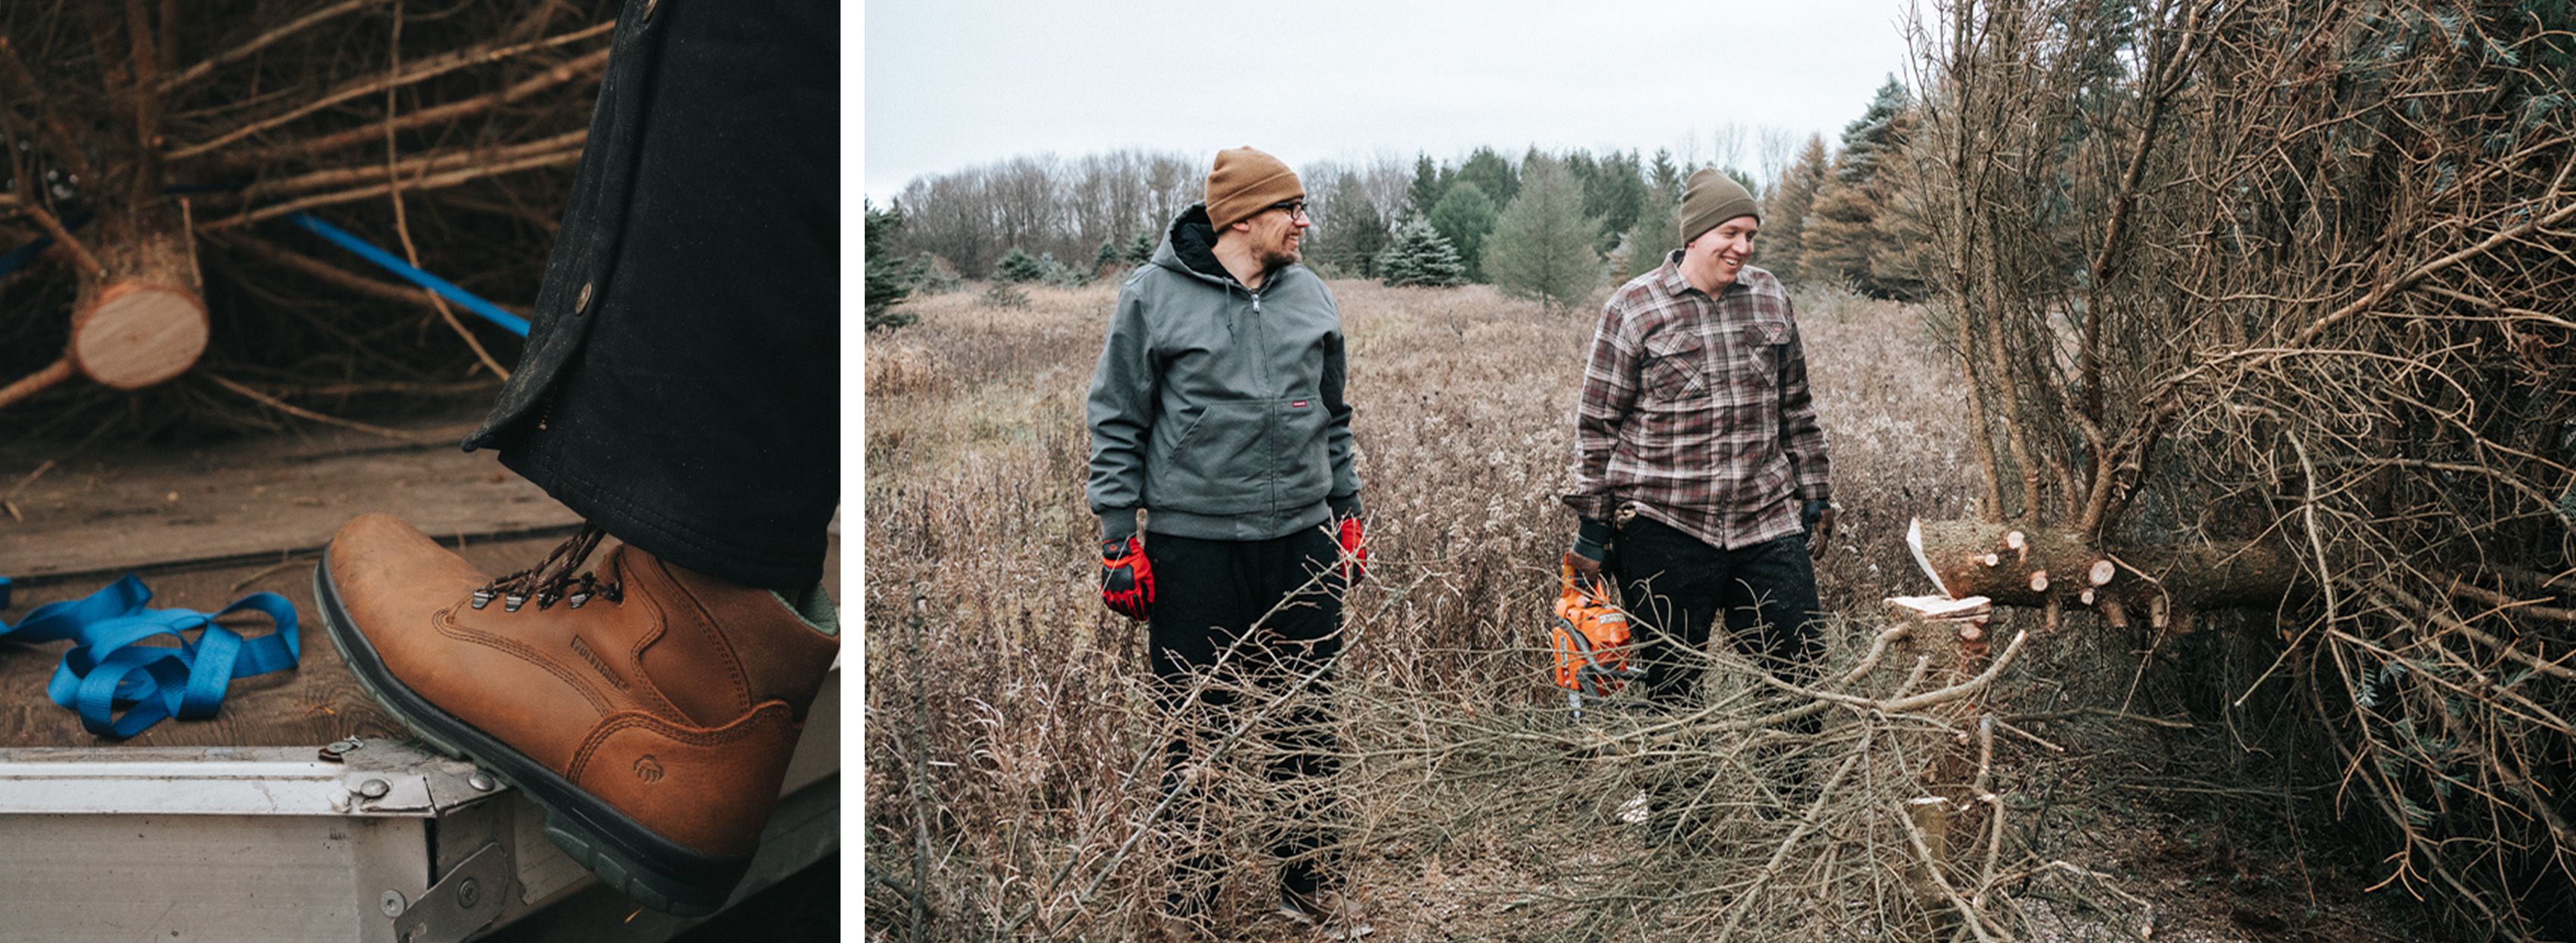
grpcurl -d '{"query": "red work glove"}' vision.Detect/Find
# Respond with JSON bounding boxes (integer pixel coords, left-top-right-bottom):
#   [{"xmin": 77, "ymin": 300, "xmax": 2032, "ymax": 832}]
[
  {"xmin": 1336, "ymin": 516, "xmax": 1367, "ymax": 584},
  {"xmin": 1100, "ymin": 536, "xmax": 1153, "ymax": 620}
]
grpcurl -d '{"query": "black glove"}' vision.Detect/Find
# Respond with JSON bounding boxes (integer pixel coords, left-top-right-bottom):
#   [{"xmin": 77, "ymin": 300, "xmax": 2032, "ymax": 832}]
[
  {"xmin": 1801, "ymin": 499, "xmax": 1837, "ymax": 558},
  {"xmin": 1099, "ymin": 536, "xmax": 1153, "ymax": 620},
  {"xmin": 1568, "ymin": 517, "xmax": 1613, "ymax": 587}
]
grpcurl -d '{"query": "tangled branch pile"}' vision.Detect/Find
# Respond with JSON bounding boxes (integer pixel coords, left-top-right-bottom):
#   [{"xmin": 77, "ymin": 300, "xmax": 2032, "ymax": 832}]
[
  {"xmin": 1, "ymin": 0, "xmax": 611, "ymax": 438},
  {"xmin": 1904, "ymin": 0, "xmax": 2576, "ymax": 933}
]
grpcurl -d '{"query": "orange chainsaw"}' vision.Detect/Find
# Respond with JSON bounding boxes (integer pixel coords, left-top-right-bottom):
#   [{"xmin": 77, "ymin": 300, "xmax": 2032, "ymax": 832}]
[{"xmin": 1550, "ymin": 554, "xmax": 1643, "ymax": 714}]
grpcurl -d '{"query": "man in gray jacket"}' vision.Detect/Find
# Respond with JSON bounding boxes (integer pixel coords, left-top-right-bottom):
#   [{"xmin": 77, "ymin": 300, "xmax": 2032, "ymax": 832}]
[{"xmin": 1086, "ymin": 146, "xmax": 1367, "ymax": 934}]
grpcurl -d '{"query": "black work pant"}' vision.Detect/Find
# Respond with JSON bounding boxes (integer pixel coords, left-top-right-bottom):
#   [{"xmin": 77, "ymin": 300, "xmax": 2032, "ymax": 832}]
[
  {"xmin": 1613, "ymin": 517, "xmax": 1825, "ymax": 706},
  {"xmin": 1143, "ymin": 528, "xmax": 1345, "ymax": 899},
  {"xmin": 468, "ymin": 0, "xmax": 838, "ymax": 591},
  {"xmin": 1616, "ymin": 517, "xmax": 1828, "ymax": 817}
]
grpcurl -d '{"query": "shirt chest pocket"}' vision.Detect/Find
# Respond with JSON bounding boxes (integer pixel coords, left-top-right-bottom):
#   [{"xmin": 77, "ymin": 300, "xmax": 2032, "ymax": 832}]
[
  {"xmin": 1737, "ymin": 318, "xmax": 1793, "ymax": 390},
  {"xmin": 1639, "ymin": 333, "xmax": 1711, "ymax": 401}
]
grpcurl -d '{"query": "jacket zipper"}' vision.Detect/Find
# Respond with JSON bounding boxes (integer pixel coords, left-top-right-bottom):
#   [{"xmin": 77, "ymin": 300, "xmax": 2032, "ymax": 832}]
[{"xmin": 1249, "ymin": 286, "xmax": 1271, "ymax": 517}]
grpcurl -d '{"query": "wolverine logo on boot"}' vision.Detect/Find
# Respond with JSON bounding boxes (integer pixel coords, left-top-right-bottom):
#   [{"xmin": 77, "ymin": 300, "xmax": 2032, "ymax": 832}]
[
  {"xmin": 571, "ymin": 636, "xmax": 629, "ymax": 690},
  {"xmin": 633, "ymin": 756, "xmax": 665, "ymax": 784}
]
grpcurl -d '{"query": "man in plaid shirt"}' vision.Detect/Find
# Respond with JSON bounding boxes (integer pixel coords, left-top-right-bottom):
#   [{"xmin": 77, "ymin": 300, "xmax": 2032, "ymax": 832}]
[{"xmin": 1565, "ymin": 169, "xmax": 1837, "ymax": 713}]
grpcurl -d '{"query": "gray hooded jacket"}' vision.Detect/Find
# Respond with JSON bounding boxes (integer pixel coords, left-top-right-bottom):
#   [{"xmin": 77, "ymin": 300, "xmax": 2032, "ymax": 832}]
[{"xmin": 1085, "ymin": 203, "xmax": 1362, "ymax": 542}]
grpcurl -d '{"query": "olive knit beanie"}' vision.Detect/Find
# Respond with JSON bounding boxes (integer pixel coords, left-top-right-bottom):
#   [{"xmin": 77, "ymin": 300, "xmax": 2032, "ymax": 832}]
[
  {"xmin": 1679, "ymin": 168, "xmax": 1760, "ymax": 245},
  {"xmin": 1205, "ymin": 147, "xmax": 1305, "ymax": 230}
]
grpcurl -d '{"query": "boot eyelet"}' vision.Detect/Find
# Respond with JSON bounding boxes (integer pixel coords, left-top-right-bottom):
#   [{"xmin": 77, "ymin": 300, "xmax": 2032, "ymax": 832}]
[
  {"xmin": 470, "ymin": 589, "xmax": 496, "ymax": 610},
  {"xmin": 503, "ymin": 593, "xmax": 528, "ymax": 613},
  {"xmin": 567, "ymin": 592, "xmax": 591, "ymax": 609}
]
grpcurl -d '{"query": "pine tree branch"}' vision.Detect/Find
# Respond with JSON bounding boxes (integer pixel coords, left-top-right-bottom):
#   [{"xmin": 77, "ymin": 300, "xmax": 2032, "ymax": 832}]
[
  {"xmin": 163, "ymin": 20, "xmax": 612, "ymax": 162},
  {"xmin": 156, "ymin": 0, "xmax": 392, "ymax": 93},
  {"xmin": 206, "ymin": 45, "xmax": 608, "ymax": 170},
  {"xmin": 227, "ymin": 128, "xmax": 587, "ymax": 203},
  {"xmin": 200, "ymin": 145, "xmax": 584, "ymax": 230}
]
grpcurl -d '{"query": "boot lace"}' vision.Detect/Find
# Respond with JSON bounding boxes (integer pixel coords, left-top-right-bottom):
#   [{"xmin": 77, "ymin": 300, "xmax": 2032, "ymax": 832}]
[{"xmin": 469, "ymin": 524, "xmax": 624, "ymax": 613}]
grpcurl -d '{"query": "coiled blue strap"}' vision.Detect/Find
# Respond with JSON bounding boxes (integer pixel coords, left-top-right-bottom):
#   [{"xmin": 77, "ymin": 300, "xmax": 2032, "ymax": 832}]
[{"xmin": 0, "ymin": 574, "xmax": 302, "ymax": 739}]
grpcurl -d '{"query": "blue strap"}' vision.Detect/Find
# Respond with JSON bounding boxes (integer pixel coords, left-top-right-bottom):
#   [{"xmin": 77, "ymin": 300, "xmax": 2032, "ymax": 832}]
[
  {"xmin": 287, "ymin": 211, "xmax": 532, "ymax": 337},
  {"xmin": 0, "ymin": 574, "xmax": 302, "ymax": 738}
]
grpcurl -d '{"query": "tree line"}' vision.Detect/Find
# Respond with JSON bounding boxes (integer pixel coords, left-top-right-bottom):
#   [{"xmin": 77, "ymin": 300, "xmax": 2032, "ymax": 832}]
[{"xmin": 868, "ymin": 81, "xmax": 1929, "ymax": 322}]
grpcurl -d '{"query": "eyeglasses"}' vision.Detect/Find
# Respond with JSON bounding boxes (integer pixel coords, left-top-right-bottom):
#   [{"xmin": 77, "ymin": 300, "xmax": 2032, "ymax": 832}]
[{"xmin": 1267, "ymin": 200, "xmax": 1309, "ymax": 221}]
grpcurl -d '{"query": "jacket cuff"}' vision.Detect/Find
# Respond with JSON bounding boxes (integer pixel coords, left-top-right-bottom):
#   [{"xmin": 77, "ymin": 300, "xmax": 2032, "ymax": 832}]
[
  {"xmin": 1328, "ymin": 493, "xmax": 1364, "ymax": 518},
  {"xmin": 1099, "ymin": 509, "xmax": 1139, "ymax": 541},
  {"xmin": 1571, "ymin": 517, "xmax": 1613, "ymax": 561}
]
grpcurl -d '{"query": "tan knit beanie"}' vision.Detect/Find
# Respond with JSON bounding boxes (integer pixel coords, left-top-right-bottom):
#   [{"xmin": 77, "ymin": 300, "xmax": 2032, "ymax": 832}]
[
  {"xmin": 1205, "ymin": 147, "xmax": 1305, "ymax": 230},
  {"xmin": 1679, "ymin": 168, "xmax": 1760, "ymax": 245}
]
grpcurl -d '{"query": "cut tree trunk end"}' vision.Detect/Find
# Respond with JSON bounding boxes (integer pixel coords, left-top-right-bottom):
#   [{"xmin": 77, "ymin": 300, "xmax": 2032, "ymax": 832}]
[
  {"xmin": 1907, "ymin": 518, "xmax": 2303, "ymax": 616},
  {"xmin": 2, "ymin": 208, "xmax": 208, "ymax": 409},
  {"xmin": 75, "ymin": 279, "xmax": 209, "ymax": 389}
]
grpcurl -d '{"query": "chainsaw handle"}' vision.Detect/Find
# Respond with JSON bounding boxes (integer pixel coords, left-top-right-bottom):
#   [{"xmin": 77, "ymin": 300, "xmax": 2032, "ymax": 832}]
[{"xmin": 1559, "ymin": 553, "xmax": 1616, "ymax": 604}]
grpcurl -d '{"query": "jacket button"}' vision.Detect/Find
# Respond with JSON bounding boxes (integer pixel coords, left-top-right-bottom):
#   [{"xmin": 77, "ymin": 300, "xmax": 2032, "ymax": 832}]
[{"xmin": 574, "ymin": 282, "xmax": 593, "ymax": 314}]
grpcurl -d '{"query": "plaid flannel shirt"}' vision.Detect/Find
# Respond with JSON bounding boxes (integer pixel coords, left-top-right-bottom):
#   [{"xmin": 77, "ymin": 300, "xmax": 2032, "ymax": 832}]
[{"xmin": 1565, "ymin": 254, "xmax": 1831, "ymax": 551}]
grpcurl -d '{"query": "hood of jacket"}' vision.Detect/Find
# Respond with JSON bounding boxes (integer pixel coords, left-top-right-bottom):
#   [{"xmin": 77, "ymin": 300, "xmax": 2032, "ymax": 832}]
[
  {"xmin": 1149, "ymin": 203, "xmax": 1315, "ymax": 294},
  {"xmin": 1152, "ymin": 203, "xmax": 1231, "ymax": 284}
]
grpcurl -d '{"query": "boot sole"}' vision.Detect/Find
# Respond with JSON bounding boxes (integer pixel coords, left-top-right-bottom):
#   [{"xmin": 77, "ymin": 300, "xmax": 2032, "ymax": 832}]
[{"xmin": 313, "ymin": 553, "xmax": 751, "ymax": 917}]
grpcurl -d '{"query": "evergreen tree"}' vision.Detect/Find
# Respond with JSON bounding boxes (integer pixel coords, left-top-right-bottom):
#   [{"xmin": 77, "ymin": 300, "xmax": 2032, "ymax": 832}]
[
  {"xmin": 865, "ymin": 200, "xmax": 915, "ymax": 332},
  {"xmin": 1427, "ymin": 181, "xmax": 1498, "ymax": 282},
  {"xmin": 1407, "ymin": 153, "xmax": 1448, "ymax": 219},
  {"xmin": 1759, "ymin": 134, "xmax": 1830, "ymax": 284},
  {"xmin": 1646, "ymin": 149, "xmax": 1683, "ymax": 197},
  {"xmin": 1091, "ymin": 238, "xmax": 1124, "ymax": 275},
  {"xmin": 906, "ymin": 252, "xmax": 959, "ymax": 294},
  {"xmin": 1800, "ymin": 182, "xmax": 1878, "ymax": 290},
  {"xmin": 994, "ymin": 246, "xmax": 1054, "ymax": 283},
  {"xmin": 1621, "ymin": 193, "xmax": 1680, "ymax": 282},
  {"xmin": 1314, "ymin": 172, "xmax": 1389, "ymax": 278},
  {"xmin": 1482, "ymin": 154, "xmax": 1604, "ymax": 310},
  {"xmin": 1563, "ymin": 149, "xmax": 1599, "ymax": 195},
  {"xmin": 1835, "ymin": 76, "xmax": 1911, "ymax": 185},
  {"xmin": 1801, "ymin": 76, "xmax": 1921, "ymax": 298},
  {"xmin": 1123, "ymin": 230, "xmax": 1156, "ymax": 266},
  {"xmin": 1585, "ymin": 149, "xmax": 1648, "ymax": 255},
  {"xmin": 1618, "ymin": 160, "xmax": 1688, "ymax": 281},
  {"xmin": 1375, "ymin": 218, "xmax": 1466, "ymax": 287},
  {"xmin": 1455, "ymin": 147, "xmax": 1518, "ymax": 210}
]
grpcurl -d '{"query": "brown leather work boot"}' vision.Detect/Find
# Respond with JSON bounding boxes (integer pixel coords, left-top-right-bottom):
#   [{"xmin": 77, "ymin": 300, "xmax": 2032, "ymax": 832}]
[{"xmin": 314, "ymin": 513, "xmax": 838, "ymax": 915}]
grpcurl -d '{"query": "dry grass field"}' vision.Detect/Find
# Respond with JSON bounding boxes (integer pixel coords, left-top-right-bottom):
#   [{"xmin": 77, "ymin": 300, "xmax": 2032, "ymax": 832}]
[{"xmin": 862, "ymin": 277, "xmax": 2420, "ymax": 941}]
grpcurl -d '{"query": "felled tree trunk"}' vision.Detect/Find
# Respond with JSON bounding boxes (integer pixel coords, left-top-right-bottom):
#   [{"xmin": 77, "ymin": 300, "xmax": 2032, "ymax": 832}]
[
  {"xmin": 70, "ymin": 205, "xmax": 208, "ymax": 391},
  {"xmin": 1907, "ymin": 518, "xmax": 2305, "ymax": 629},
  {"xmin": 0, "ymin": 203, "xmax": 207, "ymax": 410},
  {"xmin": 1886, "ymin": 594, "xmax": 1995, "ymax": 922}
]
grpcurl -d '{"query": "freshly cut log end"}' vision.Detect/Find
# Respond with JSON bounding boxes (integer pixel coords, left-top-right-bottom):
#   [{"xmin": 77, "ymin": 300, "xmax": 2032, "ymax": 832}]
[
  {"xmin": 1982, "ymin": 553, "xmax": 2001, "ymax": 567},
  {"xmin": 2079, "ymin": 587, "xmax": 2096, "ymax": 606},
  {"xmin": 2005, "ymin": 530, "xmax": 2027, "ymax": 551},
  {"xmin": 2028, "ymin": 570, "xmax": 2051, "ymax": 592},
  {"xmin": 72, "ymin": 281, "xmax": 209, "ymax": 390},
  {"xmin": 2088, "ymin": 559, "xmax": 2116, "ymax": 586}
]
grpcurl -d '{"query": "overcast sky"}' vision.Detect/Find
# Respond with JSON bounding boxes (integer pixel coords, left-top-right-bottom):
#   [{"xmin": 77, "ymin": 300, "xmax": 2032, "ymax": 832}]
[{"xmin": 862, "ymin": 1, "xmax": 1926, "ymax": 202}]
